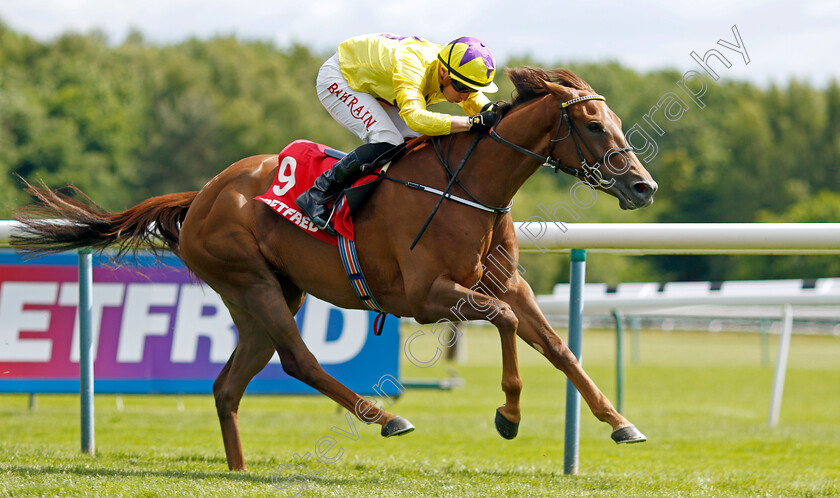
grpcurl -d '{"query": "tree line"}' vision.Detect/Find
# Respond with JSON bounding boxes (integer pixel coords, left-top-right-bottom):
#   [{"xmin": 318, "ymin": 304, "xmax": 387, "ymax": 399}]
[{"xmin": 1, "ymin": 22, "xmax": 838, "ymax": 292}]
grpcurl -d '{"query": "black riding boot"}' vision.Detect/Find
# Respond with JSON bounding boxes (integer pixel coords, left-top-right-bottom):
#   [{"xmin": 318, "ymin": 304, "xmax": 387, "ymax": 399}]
[{"xmin": 296, "ymin": 142, "xmax": 394, "ymax": 232}]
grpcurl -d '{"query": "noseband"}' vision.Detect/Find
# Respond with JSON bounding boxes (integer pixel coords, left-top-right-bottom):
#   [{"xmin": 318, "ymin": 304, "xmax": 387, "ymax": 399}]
[{"xmin": 489, "ymin": 94, "xmax": 633, "ymax": 188}]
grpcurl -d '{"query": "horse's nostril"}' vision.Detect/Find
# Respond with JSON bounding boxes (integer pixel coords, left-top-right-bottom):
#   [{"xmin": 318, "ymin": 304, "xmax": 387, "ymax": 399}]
[{"xmin": 633, "ymin": 180, "xmax": 658, "ymax": 198}]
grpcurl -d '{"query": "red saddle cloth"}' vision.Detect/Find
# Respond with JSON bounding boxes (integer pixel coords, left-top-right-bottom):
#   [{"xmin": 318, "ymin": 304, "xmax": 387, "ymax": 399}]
[{"xmin": 254, "ymin": 139, "xmax": 379, "ymax": 246}]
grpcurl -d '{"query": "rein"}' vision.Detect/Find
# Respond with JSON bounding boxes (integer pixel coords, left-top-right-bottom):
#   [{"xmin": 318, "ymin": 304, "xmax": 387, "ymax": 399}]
[
  {"xmin": 381, "ymin": 175, "xmax": 511, "ymax": 214},
  {"xmin": 430, "ymin": 134, "xmax": 513, "ymax": 214},
  {"xmin": 489, "ymin": 94, "xmax": 632, "ymax": 188},
  {"xmin": 408, "ymin": 133, "xmax": 483, "ymax": 250},
  {"xmin": 397, "ymin": 94, "xmax": 631, "ymax": 250}
]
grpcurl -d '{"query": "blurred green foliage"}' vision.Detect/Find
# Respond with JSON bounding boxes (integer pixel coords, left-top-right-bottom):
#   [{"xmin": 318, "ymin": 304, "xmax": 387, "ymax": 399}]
[{"xmin": 2, "ymin": 23, "xmax": 839, "ymax": 290}]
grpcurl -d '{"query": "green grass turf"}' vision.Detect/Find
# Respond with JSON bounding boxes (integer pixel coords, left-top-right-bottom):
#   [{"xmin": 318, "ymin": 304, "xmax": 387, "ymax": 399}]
[{"xmin": 1, "ymin": 327, "xmax": 839, "ymax": 497}]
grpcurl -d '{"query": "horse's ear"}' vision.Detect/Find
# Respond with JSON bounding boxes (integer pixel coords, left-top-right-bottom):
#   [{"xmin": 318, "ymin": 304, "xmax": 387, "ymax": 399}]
[{"xmin": 539, "ymin": 79, "xmax": 576, "ymax": 100}]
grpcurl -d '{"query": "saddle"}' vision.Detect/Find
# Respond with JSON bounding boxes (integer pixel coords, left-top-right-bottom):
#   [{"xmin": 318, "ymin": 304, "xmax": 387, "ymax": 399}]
[
  {"xmin": 254, "ymin": 139, "xmax": 407, "ymax": 245},
  {"xmin": 326, "ymin": 142, "xmax": 406, "ymax": 219}
]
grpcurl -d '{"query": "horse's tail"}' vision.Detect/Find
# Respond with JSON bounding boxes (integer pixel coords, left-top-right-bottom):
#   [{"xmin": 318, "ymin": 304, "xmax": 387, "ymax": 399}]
[{"xmin": 11, "ymin": 180, "xmax": 198, "ymax": 258}]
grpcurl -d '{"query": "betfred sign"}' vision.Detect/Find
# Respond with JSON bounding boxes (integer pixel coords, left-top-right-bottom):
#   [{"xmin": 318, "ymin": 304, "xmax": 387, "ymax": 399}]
[{"xmin": 0, "ymin": 250, "xmax": 399, "ymax": 395}]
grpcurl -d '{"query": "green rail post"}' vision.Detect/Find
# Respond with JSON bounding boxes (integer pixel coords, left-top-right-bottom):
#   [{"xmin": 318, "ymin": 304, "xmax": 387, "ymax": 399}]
[
  {"xmin": 629, "ymin": 315, "xmax": 641, "ymax": 365},
  {"xmin": 564, "ymin": 249, "xmax": 586, "ymax": 475},
  {"xmin": 612, "ymin": 309, "xmax": 624, "ymax": 414},
  {"xmin": 79, "ymin": 248, "xmax": 95, "ymax": 455}
]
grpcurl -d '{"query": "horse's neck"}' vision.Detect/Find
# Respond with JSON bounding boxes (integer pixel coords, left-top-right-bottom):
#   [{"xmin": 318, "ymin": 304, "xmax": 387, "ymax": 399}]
[
  {"xmin": 389, "ymin": 99, "xmax": 555, "ymax": 215},
  {"xmin": 458, "ymin": 100, "xmax": 556, "ymax": 207}
]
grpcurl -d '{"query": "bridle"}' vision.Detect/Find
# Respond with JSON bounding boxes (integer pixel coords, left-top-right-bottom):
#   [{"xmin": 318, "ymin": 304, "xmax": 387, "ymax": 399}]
[
  {"xmin": 403, "ymin": 93, "xmax": 633, "ymax": 249},
  {"xmin": 489, "ymin": 94, "xmax": 633, "ymax": 188}
]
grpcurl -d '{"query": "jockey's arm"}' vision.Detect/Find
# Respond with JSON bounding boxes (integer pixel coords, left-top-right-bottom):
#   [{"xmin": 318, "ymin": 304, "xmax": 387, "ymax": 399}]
[
  {"xmin": 392, "ymin": 46, "xmax": 494, "ymax": 135},
  {"xmin": 394, "ymin": 79, "xmax": 493, "ymax": 135},
  {"xmin": 391, "ymin": 46, "xmax": 480, "ymax": 135},
  {"xmin": 393, "ymin": 70, "xmax": 452, "ymax": 135},
  {"xmin": 449, "ymin": 116, "xmax": 471, "ymax": 133}
]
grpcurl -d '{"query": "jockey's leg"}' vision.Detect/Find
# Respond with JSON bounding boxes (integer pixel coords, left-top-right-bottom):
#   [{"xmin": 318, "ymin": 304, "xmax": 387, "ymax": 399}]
[
  {"xmin": 305, "ymin": 53, "xmax": 408, "ymax": 234},
  {"xmin": 295, "ymin": 141, "xmax": 393, "ymax": 232}
]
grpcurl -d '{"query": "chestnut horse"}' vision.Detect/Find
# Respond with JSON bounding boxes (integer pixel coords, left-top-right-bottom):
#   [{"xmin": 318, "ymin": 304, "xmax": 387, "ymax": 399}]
[{"xmin": 13, "ymin": 67, "xmax": 657, "ymax": 471}]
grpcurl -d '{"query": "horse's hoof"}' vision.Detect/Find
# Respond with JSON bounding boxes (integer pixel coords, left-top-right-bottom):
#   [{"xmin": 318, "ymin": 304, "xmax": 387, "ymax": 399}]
[
  {"xmin": 495, "ymin": 409, "xmax": 519, "ymax": 440},
  {"xmin": 381, "ymin": 416, "xmax": 415, "ymax": 437},
  {"xmin": 611, "ymin": 425, "xmax": 647, "ymax": 444}
]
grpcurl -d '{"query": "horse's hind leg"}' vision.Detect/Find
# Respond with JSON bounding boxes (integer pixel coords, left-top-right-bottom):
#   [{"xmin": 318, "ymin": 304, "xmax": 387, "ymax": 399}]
[
  {"xmin": 208, "ymin": 266, "xmax": 413, "ymax": 448},
  {"xmin": 248, "ymin": 294, "xmax": 412, "ymax": 437},
  {"xmin": 213, "ymin": 338, "xmax": 274, "ymax": 470},
  {"xmin": 212, "ymin": 327, "xmax": 274, "ymax": 471},
  {"xmin": 212, "ymin": 287, "xmax": 304, "ymax": 471}
]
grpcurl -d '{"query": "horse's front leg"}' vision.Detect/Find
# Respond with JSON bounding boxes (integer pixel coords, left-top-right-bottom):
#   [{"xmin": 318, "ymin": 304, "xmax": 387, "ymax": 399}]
[
  {"xmin": 413, "ymin": 276, "xmax": 523, "ymax": 438},
  {"xmin": 506, "ymin": 276, "xmax": 647, "ymax": 444}
]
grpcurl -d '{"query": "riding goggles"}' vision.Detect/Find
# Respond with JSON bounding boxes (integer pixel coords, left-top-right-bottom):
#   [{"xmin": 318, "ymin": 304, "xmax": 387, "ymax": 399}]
[{"xmin": 450, "ymin": 78, "xmax": 477, "ymax": 94}]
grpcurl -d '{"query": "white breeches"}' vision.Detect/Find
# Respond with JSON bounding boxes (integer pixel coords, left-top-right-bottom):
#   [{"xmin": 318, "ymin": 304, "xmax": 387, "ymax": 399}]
[{"xmin": 316, "ymin": 54, "xmax": 420, "ymax": 145}]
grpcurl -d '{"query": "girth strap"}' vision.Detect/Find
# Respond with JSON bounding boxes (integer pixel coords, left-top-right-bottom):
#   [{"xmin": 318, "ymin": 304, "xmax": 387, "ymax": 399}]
[{"xmin": 337, "ymin": 233, "xmax": 390, "ymax": 335}]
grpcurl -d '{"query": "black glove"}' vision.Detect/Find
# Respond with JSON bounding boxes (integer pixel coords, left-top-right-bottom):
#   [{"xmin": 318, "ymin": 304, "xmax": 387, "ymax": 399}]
[{"xmin": 468, "ymin": 109, "xmax": 500, "ymax": 132}]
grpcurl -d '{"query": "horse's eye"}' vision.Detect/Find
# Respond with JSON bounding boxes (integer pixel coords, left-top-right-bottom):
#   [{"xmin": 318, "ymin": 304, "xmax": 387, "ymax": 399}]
[{"xmin": 587, "ymin": 122, "xmax": 603, "ymax": 133}]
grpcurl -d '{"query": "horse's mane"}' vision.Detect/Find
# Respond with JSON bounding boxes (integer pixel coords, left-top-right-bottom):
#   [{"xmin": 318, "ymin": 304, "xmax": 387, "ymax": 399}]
[{"xmin": 502, "ymin": 67, "xmax": 593, "ymax": 110}]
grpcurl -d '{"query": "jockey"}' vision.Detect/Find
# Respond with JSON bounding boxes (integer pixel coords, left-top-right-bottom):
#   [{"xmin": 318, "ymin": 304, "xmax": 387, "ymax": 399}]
[{"xmin": 296, "ymin": 33, "xmax": 501, "ymax": 233}]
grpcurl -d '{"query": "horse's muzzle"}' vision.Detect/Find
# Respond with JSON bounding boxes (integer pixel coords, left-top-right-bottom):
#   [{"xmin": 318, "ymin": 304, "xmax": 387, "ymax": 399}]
[{"xmin": 616, "ymin": 178, "xmax": 658, "ymax": 210}]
